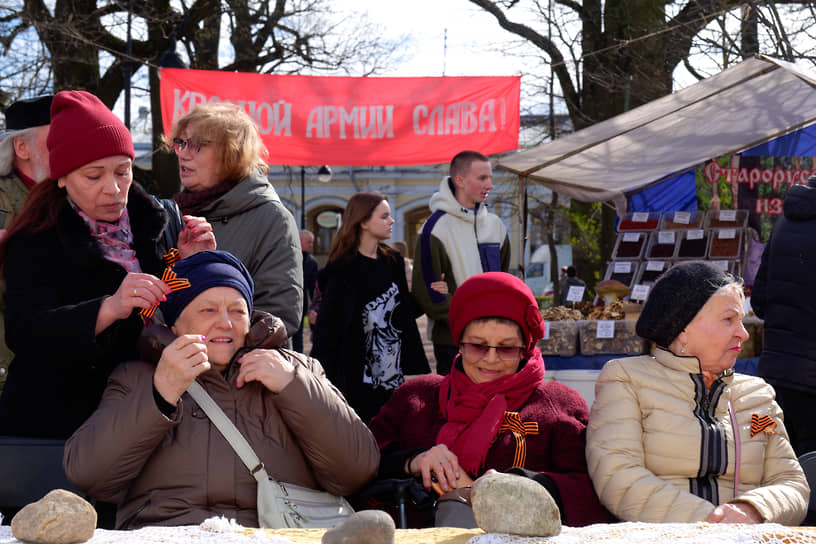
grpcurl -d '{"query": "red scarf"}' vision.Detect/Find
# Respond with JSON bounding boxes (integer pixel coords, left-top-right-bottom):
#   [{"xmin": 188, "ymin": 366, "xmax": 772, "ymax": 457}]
[
  {"xmin": 15, "ymin": 169, "xmax": 37, "ymax": 190},
  {"xmin": 436, "ymin": 348, "xmax": 546, "ymax": 476}
]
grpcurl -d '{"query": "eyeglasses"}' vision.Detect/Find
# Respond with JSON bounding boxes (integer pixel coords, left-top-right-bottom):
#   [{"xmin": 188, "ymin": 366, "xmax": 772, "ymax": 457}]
[
  {"xmin": 172, "ymin": 137, "xmax": 213, "ymax": 154},
  {"xmin": 460, "ymin": 342, "xmax": 524, "ymax": 361}
]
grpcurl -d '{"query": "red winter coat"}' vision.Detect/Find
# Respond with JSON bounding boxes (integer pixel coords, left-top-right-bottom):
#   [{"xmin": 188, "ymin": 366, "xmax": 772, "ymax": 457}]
[{"xmin": 369, "ymin": 371, "xmax": 612, "ymax": 527}]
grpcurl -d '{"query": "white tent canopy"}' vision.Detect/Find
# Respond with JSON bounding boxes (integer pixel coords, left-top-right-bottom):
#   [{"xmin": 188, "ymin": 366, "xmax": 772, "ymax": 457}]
[{"xmin": 498, "ymin": 56, "xmax": 816, "ymax": 214}]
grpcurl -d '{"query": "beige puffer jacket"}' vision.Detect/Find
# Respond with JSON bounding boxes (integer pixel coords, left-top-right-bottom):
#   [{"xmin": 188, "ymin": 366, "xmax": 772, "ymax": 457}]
[{"xmin": 586, "ymin": 348, "xmax": 808, "ymax": 525}]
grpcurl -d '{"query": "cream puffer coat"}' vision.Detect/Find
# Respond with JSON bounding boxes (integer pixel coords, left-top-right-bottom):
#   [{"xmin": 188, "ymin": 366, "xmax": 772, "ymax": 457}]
[{"xmin": 586, "ymin": 348, "xmax": 808, "ymax": 525}]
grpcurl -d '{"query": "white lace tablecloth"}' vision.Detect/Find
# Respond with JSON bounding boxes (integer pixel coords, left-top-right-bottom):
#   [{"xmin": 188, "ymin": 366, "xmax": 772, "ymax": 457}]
[
  {"xmin": 1, "ymin": 519, "xmax": 814, "ymax": 544},
  {"xmin": 470, "ymin": 522, "xmax": 816, "ymax": 544}
]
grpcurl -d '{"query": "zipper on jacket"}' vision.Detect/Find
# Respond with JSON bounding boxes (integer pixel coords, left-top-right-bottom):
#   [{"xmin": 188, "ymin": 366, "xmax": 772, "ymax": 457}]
[
  {"xmin": 690, "ymin": 375, "xmax": 728, "ymax": 504},
  {"xmin": 473, "ymin": 202, "xmax": 483, "ymax": 271},
  {"xmin": 473, "ymin": 202, "xmax": 481, "ymax": 244}
]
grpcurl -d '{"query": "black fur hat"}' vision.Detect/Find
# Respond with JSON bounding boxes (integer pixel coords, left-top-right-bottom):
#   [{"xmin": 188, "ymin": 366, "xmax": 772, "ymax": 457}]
[
  {"xmin": 636, "ymin": 261, "xmax": 732, "ymax": 348},
  {"xmin": 4, "ymin": 95, "xmax": 53, "ymax": 130}
]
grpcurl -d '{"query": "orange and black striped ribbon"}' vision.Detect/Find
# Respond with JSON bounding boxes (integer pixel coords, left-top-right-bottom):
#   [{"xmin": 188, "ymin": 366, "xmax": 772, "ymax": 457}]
[
  {"xmin": 163, "ymin": 248, "xmax": 181, "ymax": 267},
  {"xmin": 750, "ymin": 413, "xmax": 777, "ymax": 438},
  {"xmin": 139, "ymin": 249, "xmax": 190, "ymax": 321},
  {"xmin": 498, "ymin": 411, "xmax": 539, "ymax": 468}
]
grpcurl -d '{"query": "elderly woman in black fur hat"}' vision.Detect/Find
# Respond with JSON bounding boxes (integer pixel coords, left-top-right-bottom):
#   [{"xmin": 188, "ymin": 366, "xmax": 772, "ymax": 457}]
[{"xmin": 586, "ymin": 261, "xmax": 808, "ymax": 525}]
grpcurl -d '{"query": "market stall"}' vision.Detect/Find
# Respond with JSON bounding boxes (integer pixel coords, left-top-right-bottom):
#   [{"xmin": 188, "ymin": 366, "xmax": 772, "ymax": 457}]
[
  {"xmin": 496, "ymin": 56, "xmax": 816, "ymax": 395},
  {"xmin": 535, "ymin": 207, "xmax": 762, "ymax": 405}
]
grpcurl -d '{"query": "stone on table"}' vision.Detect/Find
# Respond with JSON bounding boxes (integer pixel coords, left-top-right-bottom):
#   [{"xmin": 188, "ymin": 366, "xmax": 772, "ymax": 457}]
[
  {"xmin": 471, "ymin": 471, "xmax": 561, "ymax": 537},
  {"xmin": 11, "ymin": 488, "xmax": 96, "ymax": 544},
  {"xmin": 322, "ymin": 509, "xmax": 395, "ymax": 544}
]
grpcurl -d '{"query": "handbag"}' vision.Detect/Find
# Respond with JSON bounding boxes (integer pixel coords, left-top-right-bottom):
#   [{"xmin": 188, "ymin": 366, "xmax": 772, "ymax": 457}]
[{"xmin": 186, "ymin": 381, "xmax": 354, "ymax": 529}]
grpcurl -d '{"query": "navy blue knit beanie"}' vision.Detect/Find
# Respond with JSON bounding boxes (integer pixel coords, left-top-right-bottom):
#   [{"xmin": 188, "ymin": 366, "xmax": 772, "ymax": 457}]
[
  {"xmin": 636, "ymin": 261, "xmax": 732, "ymax": 348},
  {"xmin": 160, "ymin": 250, "xmax": 254, "ymax": 327}
]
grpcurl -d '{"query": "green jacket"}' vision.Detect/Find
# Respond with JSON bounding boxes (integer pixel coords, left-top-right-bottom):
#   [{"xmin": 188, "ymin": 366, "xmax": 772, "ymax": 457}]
[
  {"xmin": 0, "ymin": 170, "xmax": 30, "ymax": 228},
  {"xmin": 0, "ymin": 170, "xmax": 31, "ymax": 392}
]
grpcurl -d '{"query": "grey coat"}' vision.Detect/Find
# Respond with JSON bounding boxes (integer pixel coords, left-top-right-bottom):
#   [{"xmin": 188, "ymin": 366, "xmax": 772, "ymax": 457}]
[{"xmin": 198, "ymin": 170, "xmax": 303, "ymax": 336}]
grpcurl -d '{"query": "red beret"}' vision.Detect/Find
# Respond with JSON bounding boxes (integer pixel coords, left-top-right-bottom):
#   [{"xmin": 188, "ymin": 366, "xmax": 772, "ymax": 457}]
[{"xmin": 449, "ymin": 272, "xmax": 545, "ymax": 355}]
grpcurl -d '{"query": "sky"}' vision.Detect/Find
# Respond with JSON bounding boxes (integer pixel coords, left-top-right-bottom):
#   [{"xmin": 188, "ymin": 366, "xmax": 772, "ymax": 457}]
[{"xmin": 341, "ymin": 1, "xmax": 526, "ymax": 78}]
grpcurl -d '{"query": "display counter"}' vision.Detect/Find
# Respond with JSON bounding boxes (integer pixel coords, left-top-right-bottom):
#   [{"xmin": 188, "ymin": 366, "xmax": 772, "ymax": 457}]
[{"xmin": 543, "ymin": 353, "xmax": 758, "ymax": 407}]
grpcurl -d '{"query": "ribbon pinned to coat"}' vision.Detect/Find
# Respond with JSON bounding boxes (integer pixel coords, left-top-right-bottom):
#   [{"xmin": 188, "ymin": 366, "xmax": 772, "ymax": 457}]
[
  {"xmin": 750, "ymin": 413, "xmax": 777, "ymax": 438},
  {"xmin": 498, "ymin": 411, "xmax": 539, "ymax": 468}
]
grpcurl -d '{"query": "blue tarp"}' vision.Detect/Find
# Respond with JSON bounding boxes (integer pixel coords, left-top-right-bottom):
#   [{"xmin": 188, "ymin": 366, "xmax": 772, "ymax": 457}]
[
  {"xmin": 627, "ymin": 122, "xmax": 816, "ymax": 213},
  {"xmin": 741, "ymin": 122, "xmax": 816, "ymax": 157},
  {"xmin": 628, "ymin": 170, "xmax": 698, "ymax": 213}
]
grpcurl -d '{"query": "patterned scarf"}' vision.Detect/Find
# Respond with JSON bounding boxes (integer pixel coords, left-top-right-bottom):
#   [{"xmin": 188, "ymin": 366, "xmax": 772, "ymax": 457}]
[
  {"xmin": 173, "ymin": 181, "xmax": 235, "ymax": 215},
  {"xmin": 436, "ymin": 348, "xmax": 546, "ymax": 476},
  {"xmin": 70, "ymin": 198, "xmax": 141, "ymax": 273}
]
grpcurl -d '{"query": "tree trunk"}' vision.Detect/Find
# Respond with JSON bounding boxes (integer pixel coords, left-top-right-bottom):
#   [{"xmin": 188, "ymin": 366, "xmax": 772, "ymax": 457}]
[{"xmin": 149, "ymin": 66, "xmax": 181, "ymax": 198}]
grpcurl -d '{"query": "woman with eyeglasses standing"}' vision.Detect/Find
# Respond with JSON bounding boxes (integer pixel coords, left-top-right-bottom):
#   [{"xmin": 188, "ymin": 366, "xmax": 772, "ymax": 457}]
[
  {"xmin": 310, "ymin": 191, "xmax": 430, "ymax": 424},
  {"xmin": 0, "ymin": 90, "xmax": 215, "ymax": 439},
  {"xmin": 367, "ymin": 272, "xmax": 611, "ymax": 528},
  {"xmin": 169, "ymin": 103, "xmax": 302, "ymax": 338}
]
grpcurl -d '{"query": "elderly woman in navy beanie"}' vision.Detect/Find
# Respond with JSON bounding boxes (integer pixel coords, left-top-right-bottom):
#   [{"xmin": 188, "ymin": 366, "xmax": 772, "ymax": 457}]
[
  {"xmin": 587, "ymin": 261, "xmax": 808, "ymax": 525},
  {"xmin": 368, "ymin": 271, "xmax": 611, "ymax": 528},
  {"xmin": 0, "ymin": 90, "xmax": 215, "ymax": 440},
  {"xmin": 65, "ymin": 250, "xmax": 378, "ymax": 529}
]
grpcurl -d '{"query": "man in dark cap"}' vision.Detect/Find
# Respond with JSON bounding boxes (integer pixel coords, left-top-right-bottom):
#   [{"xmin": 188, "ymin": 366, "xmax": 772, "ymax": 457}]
[
  {"xmin": 0, "ymin": 95, "xmax": 53, "ymax": 228},
  {"xmin": 0, "ymin": 94, "xmax": 53, "ymax": 392}
]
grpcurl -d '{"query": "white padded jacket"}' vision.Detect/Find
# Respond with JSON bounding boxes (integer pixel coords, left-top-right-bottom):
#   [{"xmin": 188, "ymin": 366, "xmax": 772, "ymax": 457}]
[{"xmin": 586, "ymin": 348, "xmax": 808, "ymax": 525}]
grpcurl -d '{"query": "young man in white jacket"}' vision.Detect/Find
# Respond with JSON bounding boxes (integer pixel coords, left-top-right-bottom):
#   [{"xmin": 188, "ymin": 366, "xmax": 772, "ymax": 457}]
[{"xmin": 412, "ymin": 150, "xmax": 510, "ymax": 375}]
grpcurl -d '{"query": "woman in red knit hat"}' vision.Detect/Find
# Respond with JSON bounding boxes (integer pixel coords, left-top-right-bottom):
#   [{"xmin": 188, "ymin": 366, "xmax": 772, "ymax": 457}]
[
  {"xmin": 367, "ymin": 271, "xmax": 611, "ymax": 528},
  {"xmin": 0, "ymin": 90, "xmax": 215, "ymax": 440}
]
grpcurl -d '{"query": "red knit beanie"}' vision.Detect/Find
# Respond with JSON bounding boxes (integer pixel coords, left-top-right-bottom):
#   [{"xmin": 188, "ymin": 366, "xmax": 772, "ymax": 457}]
[
  {"xmin": 47, "ymin": 90, "xmax": 134, "ymax": 180},
  {"xmin": 449, "ymin": 271, "xmax": 545, "ymax": 355}
]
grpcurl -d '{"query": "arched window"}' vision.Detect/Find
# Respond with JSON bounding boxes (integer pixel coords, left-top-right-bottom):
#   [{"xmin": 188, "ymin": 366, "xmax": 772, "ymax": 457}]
[{"xmin": 313, "ymin": 208, "xmax": 343, "ymax": 256}]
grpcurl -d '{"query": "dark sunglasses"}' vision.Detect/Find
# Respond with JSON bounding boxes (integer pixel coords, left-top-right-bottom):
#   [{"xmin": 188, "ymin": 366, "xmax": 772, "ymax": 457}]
[{"xmin": 460, "ymin": 342, "xmax": 524, "ymax": 361}]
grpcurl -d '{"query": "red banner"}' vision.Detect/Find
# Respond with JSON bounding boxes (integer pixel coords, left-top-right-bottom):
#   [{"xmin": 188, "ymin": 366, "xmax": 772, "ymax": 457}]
[{"xmin": 159, "ymin": 68, "xmax": 520, "ymax": 166}]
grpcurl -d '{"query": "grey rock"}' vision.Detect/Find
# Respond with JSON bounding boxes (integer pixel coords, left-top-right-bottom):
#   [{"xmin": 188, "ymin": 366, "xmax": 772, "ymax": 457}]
[
  {"xmin": 11, "ymin": 489, "xmax": 96, "ymax": 544},
  {"xmin": 321, "ymin": 510, "xmax": 395, "ymax": 544},
  {"xmin": 471, "ymin": 472, "xmax": 561, "ymax": 537}
]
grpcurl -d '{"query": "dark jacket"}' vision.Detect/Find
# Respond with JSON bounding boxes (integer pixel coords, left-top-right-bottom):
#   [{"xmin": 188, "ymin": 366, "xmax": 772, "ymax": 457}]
[
  {"xmin": 302, "ymin": 251, "xmax": 318, "ymax": 317},
  {"xmin": 0, "ymin": 184, "xmax": 169, "ymax": 439},
  {"xmin": 753, "ymin": 182, "xmax": 816, "ymax": 392},
  {"xmin": 311, "ymin": 252, "xmax": 429, "ymax": 422},
  {"xmin": 64, "ymin": 314, "xmax": 379, "ymax": 529},
  {"xmin": 369, "ymin": 371, "xmax": 612, "ymax": 527}
]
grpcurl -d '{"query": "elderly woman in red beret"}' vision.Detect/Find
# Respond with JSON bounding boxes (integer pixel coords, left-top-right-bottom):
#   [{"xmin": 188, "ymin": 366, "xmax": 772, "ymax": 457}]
[{"xmin": 368, "ymin": 271, "xmax": 610, "ymax": 527}]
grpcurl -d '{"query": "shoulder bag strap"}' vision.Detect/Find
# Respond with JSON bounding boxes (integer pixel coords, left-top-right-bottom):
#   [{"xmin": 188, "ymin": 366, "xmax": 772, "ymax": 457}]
[
  {"xmin": 186, "ymin": 381, "xmax": 270, "ymax": 483},
  {"xmin": 186, "ymin": 381, "xmax": 287, "ymax": 529}
]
